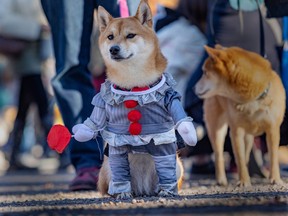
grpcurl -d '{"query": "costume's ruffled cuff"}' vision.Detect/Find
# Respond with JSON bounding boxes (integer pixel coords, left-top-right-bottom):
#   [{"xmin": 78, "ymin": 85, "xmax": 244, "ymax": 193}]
[
  {"xmin": 108, "ymin": 181, "xmax": 132, "ymax": 195},
  {"xmin": 100, "ymin": 73, "xmax": 177, "ymax": 106},
  {"xmin": 83, "ymin": 118, "xmax": 97, "ymax": 130},
  {"xmin": 101, "ymin": 129, "xmax": 177, "ymax": 147},
  {"xmin": 175, "ymin": 117, "xmax": 193, "ymax": 130}
]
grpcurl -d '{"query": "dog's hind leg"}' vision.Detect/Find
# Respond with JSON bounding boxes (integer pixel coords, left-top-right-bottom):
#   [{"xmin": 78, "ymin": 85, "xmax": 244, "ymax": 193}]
[
  {"xmin": 129, "ymin": 153, "xmax": 158, "ymax": 196},
  {"xmin": 245, "ymin": 134, "xmax": 267, "ymax": 178},
  {"xmin": 176, "ymin": 155, "xmax": 184, "ymax": 191},
  {"xmin": 266, "ymin": 126, "xmax": 283, "ymax": 185},
  {"xmin": 97, "ymin": 156, "xmax": 111, "ymax": 195},
  {"xmin": 204, "ymin": 97, "xmax": 228, "ymax": 186}
]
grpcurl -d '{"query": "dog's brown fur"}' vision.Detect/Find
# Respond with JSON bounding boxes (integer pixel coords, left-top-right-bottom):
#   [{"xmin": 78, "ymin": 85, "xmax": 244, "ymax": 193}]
[
  {"xmin": 96, "ymin": 0, "xmax": 184, "ymax": 196},
  {"xmin": 195, "ymin": 45, "xmax": 286, "ymax": 186}
]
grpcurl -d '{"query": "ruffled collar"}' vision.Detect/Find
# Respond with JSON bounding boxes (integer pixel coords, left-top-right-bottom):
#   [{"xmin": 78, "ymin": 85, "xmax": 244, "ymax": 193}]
[{"xmin": 100, "ymin": 73, "xmax": 176, "ymax": 106}]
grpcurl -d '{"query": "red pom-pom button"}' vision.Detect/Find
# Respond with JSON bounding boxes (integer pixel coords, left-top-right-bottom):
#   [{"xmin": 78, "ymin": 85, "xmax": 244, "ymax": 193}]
[
  {"xmin": 124, "ymin": 100, "xmax": 138, "ymax": 108},
  {"xmin": 129, "ymin": 122, "xmax": 142, "ymax": 135},
  {"xmin": 128, "ymin": 110, "xmax": 142, "ymax": 122}
]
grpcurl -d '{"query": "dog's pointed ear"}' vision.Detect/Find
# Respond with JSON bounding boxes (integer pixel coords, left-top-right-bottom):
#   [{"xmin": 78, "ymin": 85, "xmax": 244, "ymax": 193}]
[
  {"xmin": 97, "ymin": 6, "xmax": 113, "ymax": 32},
  {"xmin": 204, "ymin": 45, "xmax": 227, "ymax": 62},
  {"xmin": 204, "ymin": 45, "xmax": 220, "ymax": 62},
  {"xmin": 135, "ymin": 0, "xmax": 153, "ymax": 28},
  {"xmin": 215, "ymin": 44, "xmax": 225, "ymax": 50}
]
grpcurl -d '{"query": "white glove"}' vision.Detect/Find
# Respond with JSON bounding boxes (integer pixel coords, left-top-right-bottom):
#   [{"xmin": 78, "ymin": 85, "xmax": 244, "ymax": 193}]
[
  {"xmin": 72, "ymin": 124, "xmax": 97, "ymax": 142},
  {"xmin": 177, "ymin": 121, "xmax": 197, "ymax": 146}
]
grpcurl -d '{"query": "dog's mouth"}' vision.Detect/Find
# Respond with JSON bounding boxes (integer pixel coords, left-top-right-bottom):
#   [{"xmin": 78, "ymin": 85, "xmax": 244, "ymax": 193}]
[
  {"xmin": 111, "ymin": 54, "xmax": 133, "ymax": 62},
  {"xmin": 196, "ymin": 89, "xmax": 210, "ymax": 98}
]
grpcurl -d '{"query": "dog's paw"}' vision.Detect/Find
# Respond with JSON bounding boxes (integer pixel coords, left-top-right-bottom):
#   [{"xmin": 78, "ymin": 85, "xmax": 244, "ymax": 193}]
[
  {"xmin": 115, "ymin": 192, "xmax": 133, "ymax": 200},
  {"xmin": 270, "ymin": 178, "xmax": 284, "ymax": 185},
  {"xmin": 158, "ymin": 190, "xmax": 178, "ymax": 197},
  {"xmin": 236, "ymin": 180, "xmax": 252, "ymax": 187},
  {"xmin": 217, "ymin": 178, "xmax": 228, "ymax": 186}
]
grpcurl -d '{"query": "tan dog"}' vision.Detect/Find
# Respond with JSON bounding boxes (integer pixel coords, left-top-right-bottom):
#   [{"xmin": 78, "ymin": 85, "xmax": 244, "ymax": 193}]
[
  {"xmin": 85, "ymin": 0, "xmax": 198, "ymax": 198},
  {"xmin": 195, "ymin": 45, "xmax": 286, "ymax": 186}
]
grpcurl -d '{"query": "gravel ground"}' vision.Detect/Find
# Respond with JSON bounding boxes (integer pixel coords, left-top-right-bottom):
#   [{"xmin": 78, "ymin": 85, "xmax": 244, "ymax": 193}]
[{"xmin": 0, "ymin": 168, "xmax": 288, "ymax": 216}]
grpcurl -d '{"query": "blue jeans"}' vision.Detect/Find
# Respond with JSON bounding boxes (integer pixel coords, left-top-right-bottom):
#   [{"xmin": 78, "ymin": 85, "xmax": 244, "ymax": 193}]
[{"xmin": 40, "ymin": 0, "xmax": 120, "ymax": 170}]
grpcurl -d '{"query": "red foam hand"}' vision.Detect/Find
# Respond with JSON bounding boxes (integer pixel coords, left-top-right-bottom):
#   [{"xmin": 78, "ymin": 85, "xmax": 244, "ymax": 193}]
[
  {"xmin": 129, "ymin": 122, "xmax": 142, "ymax": 135},
  {"xmin": 47, "ymin": 124, "xmax": 71, "ymax": 153}
]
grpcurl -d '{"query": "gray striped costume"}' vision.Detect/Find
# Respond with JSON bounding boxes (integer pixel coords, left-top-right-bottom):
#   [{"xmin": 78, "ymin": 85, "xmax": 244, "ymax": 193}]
[{"xmin": 84, "ymin": 73, "xmax": 192, "ymax": 195}]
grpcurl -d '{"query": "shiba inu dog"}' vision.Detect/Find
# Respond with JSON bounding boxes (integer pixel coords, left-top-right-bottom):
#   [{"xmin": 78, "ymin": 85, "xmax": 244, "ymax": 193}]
[
  {"xmin": 195, "ymin": 45, "xmax": 286, "ymax": 187},
  {"xmin": 72, "ymin": 0, "xmax": 197, "ymax": 199}
]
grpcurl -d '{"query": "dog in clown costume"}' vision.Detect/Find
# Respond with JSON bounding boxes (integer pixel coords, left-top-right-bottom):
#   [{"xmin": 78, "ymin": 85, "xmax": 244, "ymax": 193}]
[{"xmin": 72, "ymin": 0, "xmax": 197, "ymax": 199}]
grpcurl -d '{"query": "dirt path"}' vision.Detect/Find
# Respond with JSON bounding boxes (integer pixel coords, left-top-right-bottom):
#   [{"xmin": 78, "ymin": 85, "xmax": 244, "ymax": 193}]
[{"xmin": 0, "ymin": 170, "xmax": 288, "ymax": 215}]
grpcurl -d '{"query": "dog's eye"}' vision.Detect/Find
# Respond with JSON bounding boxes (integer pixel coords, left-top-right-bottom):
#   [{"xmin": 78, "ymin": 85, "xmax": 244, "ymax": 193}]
[
  {"xmin": 107, "ymin": 35, "xmax": 114, "ymax": 40},
  {"xmin": 127, "ymin": 33, "xmax": 136, "ymax": 39}
]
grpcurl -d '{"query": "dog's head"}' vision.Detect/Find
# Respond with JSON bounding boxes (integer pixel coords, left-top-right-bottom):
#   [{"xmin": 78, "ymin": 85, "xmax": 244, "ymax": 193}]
[
  {"xmin": 195, "ymin": 45, "xmax": 273, "ymax": 103},
  {"xmin": 96, "ymin": 0, "xmax": 167, "ymax": 89}
]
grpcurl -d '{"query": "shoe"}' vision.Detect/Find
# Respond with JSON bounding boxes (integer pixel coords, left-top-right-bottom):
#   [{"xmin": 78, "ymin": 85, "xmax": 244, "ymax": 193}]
[{"xmin": 69, "ymin": 167, "xmax": 100, "ymax": 191}]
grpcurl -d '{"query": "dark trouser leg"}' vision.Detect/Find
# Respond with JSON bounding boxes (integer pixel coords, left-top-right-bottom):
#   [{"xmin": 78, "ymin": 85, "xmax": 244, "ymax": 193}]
[
  {"xmin": 8, "ymin": 121, "xmax": 25, "ymax": 165},
  {"xmin": 25, "ymin": 74, "xmax": 53, "ymax": 156},
  {"xmin": 8, "ymin": 77, "xmax": 31, "ymax": 165},
  {"xmin": 41, "ymin": 0, "xmax": 103, "ymax": 170}
]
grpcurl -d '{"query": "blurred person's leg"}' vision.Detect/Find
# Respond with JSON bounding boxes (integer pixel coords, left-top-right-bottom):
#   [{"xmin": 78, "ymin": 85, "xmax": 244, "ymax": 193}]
[
  {"xmin": 29, "ymin": 74, "xmax": 71, "ymax": 168},
  {"xmin": 29, "ymin": 74, "xmax": 52, "ymax": 153},
  {"xmin": 7, "ymin": 76, "xmax": 33, "ymax": 170},
  {"xmin": 40, "ymin": 0, "xmax": 122, "ymax": 190},
  {"xmin": 41, "ymin": 0, "xmax": 102, "ymax": 190}
]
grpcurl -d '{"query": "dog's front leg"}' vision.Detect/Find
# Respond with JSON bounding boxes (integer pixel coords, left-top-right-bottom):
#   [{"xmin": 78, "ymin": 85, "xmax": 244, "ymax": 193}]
[
  {"xmin": 266, "ymin": 127, "xmax": 283, "ymax": 185},
  {"xmin": 204, "ymin": 98, "xmax": 228, "ymax": 186},
  {"xmin": 211, "ymin": 124, "xmax": 229, "ymax": 186},
  {"xmin": 230, "ymin": 128, "xmax": 251, "ymax": 187}
]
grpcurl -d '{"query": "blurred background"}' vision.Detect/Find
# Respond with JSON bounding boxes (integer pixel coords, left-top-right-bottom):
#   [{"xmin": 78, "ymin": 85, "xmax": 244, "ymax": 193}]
[
  {"xmin": 0, "ymin": 0, "xmax": 68, "ymax": 174},
  {"xmin": 0, "ymin": 0, "xmax": 287, "ymax": 180}
]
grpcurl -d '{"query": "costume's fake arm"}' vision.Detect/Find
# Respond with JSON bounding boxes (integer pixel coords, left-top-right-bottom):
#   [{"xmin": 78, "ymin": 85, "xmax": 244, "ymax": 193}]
[
  {"xmin": 72, "ymin": 94, "xmax": 107, "ymax": 142},
  {"xmin": 165, "ymin": 90, "xmax": 197, "ymax": 146}
]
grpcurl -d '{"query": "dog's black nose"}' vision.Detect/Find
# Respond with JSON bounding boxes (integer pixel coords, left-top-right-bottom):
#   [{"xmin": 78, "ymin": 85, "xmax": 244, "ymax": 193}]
[{"xmin": 110, "ymin": 46, "xmax": 120, "ymax": 55}]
